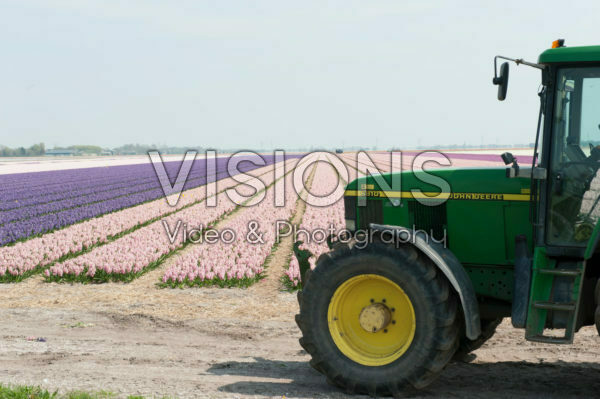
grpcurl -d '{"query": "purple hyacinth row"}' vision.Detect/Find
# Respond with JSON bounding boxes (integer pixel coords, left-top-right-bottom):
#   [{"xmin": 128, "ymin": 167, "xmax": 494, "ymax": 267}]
[
  {"xmin": 0, "ymin": 154, "xmax": 285, "ymax": 245},
  {"xmin": 0, "ymin": 167, "xmax": 234, "ymax": 224},
  {"xmin": 0, "ymin": 158, "xmax": 222, "ymax": 209}
]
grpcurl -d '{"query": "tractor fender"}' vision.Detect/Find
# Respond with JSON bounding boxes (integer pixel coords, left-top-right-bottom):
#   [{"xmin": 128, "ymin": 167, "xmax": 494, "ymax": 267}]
[{"xmin": 370, "ymin": 223, "xmax": 482, "ymax": 340}]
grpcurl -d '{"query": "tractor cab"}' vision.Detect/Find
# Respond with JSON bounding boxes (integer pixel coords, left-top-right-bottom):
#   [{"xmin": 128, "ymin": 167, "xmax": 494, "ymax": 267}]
[{"xmin": 494, "ymin": 41, "xmax": 600, "ymax": 342}]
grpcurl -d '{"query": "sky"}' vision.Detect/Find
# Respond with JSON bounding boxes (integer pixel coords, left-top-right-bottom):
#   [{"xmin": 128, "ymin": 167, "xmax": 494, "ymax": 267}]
[{"xmin": 1, "ymin": 0, "xmax": 600, "ymax": 150}]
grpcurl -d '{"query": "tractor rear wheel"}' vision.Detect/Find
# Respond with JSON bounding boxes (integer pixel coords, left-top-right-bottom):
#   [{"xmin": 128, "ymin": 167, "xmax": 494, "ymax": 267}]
[{"xmin": 295, "ymin": 242, "xmax": 459, "ymax": 396}]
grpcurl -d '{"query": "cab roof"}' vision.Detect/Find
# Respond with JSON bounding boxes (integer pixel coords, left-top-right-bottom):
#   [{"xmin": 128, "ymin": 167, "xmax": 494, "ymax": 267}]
[{"xmin": 539, "ymin": 45, "xmax": 600, "ymax": 64}]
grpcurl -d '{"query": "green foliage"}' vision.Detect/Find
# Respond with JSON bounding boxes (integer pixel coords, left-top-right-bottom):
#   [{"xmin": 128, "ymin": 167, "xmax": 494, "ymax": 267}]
[
  {"xmin": 281, "ymin": 240, "xmax": 313, "ymax": 292},
  {"xmin": 0, "ymin": 142, "xmax": 45, "ymax": 157},
  {"xmin": 0, "ymin": 384, "xmax": 58, "ymax": 399},
  {"xmin": 280, "ymin": 274, "xmax": 300, "ymax": 291},
  {"xmin": 113, "ymin": 143, "xmax": 201, "ymax": 155},
  {"xmin": 66, "ymin": 145, "xmax": 103, "ymax": 154},
  {"xmin": 293, "ymin": 240, "xmax": 313, "ymax": 287},
  {"xmin": 43, "ymin": 251, "xmax": 174, "ymax": 284},
  {"xmin": 157, "ymin": 275, "xmax": 263, "ymax": 289},
  {"xmin": 63, "ymin": 391, "xmax": 115, "ymax": 399},
  {"xmin": 0, "ymin": 384, "xmax": 175, "ymax": 399}
]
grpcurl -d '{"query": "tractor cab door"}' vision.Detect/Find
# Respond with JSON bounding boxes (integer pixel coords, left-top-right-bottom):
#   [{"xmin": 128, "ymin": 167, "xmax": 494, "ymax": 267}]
[
  {"xmin": 547, "ymin": 67, "xmax": 600, "ymax": 247},
  {"xmin": 526, "ymin": 66, "xmax": 600, "ymax": 343}
]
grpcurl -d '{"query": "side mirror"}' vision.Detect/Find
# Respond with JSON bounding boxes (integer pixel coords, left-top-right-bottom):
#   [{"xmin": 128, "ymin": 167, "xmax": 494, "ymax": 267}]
[
  {"xmin": 493, "ymin": 62, "xmax": 510, "ymax": 101},
  {"xmin": 501, "ymin": 152, "xmax": 521, "ymax": 178},
  {"xmin": 501, "ymin": 152, "xmax": 515, "ymax": 165}
]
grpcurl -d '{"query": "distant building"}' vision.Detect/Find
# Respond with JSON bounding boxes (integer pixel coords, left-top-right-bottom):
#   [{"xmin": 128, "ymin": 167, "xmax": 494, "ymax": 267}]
[
  {"xmin": 45, "ymin": 149, "xmax": 77, "ymax": 156},
  {"xmin": 101, "ymin": 150, "xmax": 114, "ymax": 156}
]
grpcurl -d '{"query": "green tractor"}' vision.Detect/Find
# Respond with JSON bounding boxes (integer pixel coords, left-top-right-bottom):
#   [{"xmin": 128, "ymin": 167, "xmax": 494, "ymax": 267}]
[{"xmin": 295, "ymin": 40, "xmax": 600, "ymax": 396}]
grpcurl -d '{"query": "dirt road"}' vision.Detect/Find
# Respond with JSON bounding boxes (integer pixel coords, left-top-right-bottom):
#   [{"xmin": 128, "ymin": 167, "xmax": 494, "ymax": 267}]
[
  {"xmin": 1, "ymin": 298, "xmax": 600, "ymax": 399},
  {"xmin": 1, "ymin": 264, "xmax": 600, "ymax": 399}
]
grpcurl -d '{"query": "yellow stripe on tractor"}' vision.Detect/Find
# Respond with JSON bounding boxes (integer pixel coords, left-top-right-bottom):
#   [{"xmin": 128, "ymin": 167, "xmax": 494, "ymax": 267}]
[{"xmin": 344, "ymin": 190, "xmax": 530, "ymax": 201}]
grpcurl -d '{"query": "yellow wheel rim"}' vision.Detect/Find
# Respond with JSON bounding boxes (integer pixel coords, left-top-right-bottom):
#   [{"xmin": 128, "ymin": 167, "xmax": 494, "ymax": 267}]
[{"xmin": 328, "ymin": 274, "xmax": 416, "ymax": 366}]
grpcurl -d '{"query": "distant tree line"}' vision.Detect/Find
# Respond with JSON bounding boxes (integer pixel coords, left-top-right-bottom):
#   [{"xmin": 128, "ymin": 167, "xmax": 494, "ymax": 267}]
[
  {"xmin": 52, "ymin": 145, "xmax": 104, "ymax": 154},
  {"xmin": 113, "ymin": 143, "xmax": 206, "ymax": 155},
  {"xmin": 414, "ymin": 143, "xmax": 535, "ymax": 150},
  {"xmin": 0, "ymin": 143, "xmax": 45, "ymax": 157},
  {"xmin": 0, "ymin": 143, "xmax": 204, "ymax": 157},
  {"xmin": 0, "ymin": 141, "xmax": 538, "ymax": 158}
]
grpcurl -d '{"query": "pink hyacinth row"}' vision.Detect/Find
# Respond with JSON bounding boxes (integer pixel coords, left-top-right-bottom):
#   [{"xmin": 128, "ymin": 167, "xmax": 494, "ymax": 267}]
[
  {"xmin": 284, "ymin": 153, "xmax": 414, "ymax": 285},
  {"xmin": 338, "ymin": 152, "xmax": 393, "ymax": 180},
  {"xmin": 340, "ymin": 151, "xmax": 506, "ymax": 176},
  {"xmin": 44, "ymin": 195, "xmax": 233, "ymax": 279},
  {"xmin": 162, "ymin": 159, "xmax": 309, "ymax": 285},
  {"xmin": 44, "ymin": 161, "xmax": 294, "ymax": 280},
  {"xmin": 0, "ymin": 161, "xmax": 286, "ymax": 279},
  {"xmin": 284, "ymin": 157, "xmax": 349, "ymax": 286}
]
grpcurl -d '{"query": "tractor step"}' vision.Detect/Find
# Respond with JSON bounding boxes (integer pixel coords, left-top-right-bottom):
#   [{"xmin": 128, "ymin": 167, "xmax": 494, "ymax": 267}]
[
  {"xmin": 538, "ymin": 269, "xmax": 581, "ymax": 277},
  {"xmin": 525, "ymin": 247, "xmax": 586, "ymax": 345},
  {"xmin": 526, "ymin": 334, "xmax": 573, "ymax": 344},
  {"xmin": 532, "ymin": 301, "xmax": 576, "ymax": 312}
]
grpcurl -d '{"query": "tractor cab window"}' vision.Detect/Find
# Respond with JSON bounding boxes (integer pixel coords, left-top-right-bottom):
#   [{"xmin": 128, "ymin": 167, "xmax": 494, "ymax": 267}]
[{"xmin": 548, "ymin": 67, "xmax": 600, "ymax": 246}]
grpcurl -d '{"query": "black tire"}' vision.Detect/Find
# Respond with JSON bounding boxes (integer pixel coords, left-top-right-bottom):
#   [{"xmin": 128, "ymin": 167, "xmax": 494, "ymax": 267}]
[
  {"xmin": 453, "ymin": 318, "xmax": 502, "ymax": 361},
  {"xmin": 296, "ymin": 242, "xmax": 460, "ymax": 396},
  {"xmin": 301, "ymin": 241, "xmax": 352, "ymax": 287}
]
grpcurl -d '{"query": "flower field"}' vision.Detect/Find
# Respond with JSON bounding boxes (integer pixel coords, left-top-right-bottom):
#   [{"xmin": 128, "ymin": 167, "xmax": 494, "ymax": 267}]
[
  {"xmin": 283, "ymin": 160, "xmax": 345, "ymax": 287},
  {"xmin": 0, "ymin": 151, "xmax": 509, "ymax": 287},
  {"xmin": 0, "ymin": 155, "xmax": 280, "ymax": 245},
  {"xmin": 161, "ymin": 156, "xmax": 310, "ymax": 287},
  {"xmin": 282, "ymin": 153, "xmax": 377, "ymax": 288},
  {"xmin": 44, "ymin": 159, "xmax": 296, "ymax": 283},
  {"xmin": 0, "ymin": 156, "xmax": 291, "ymax": 281}
]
